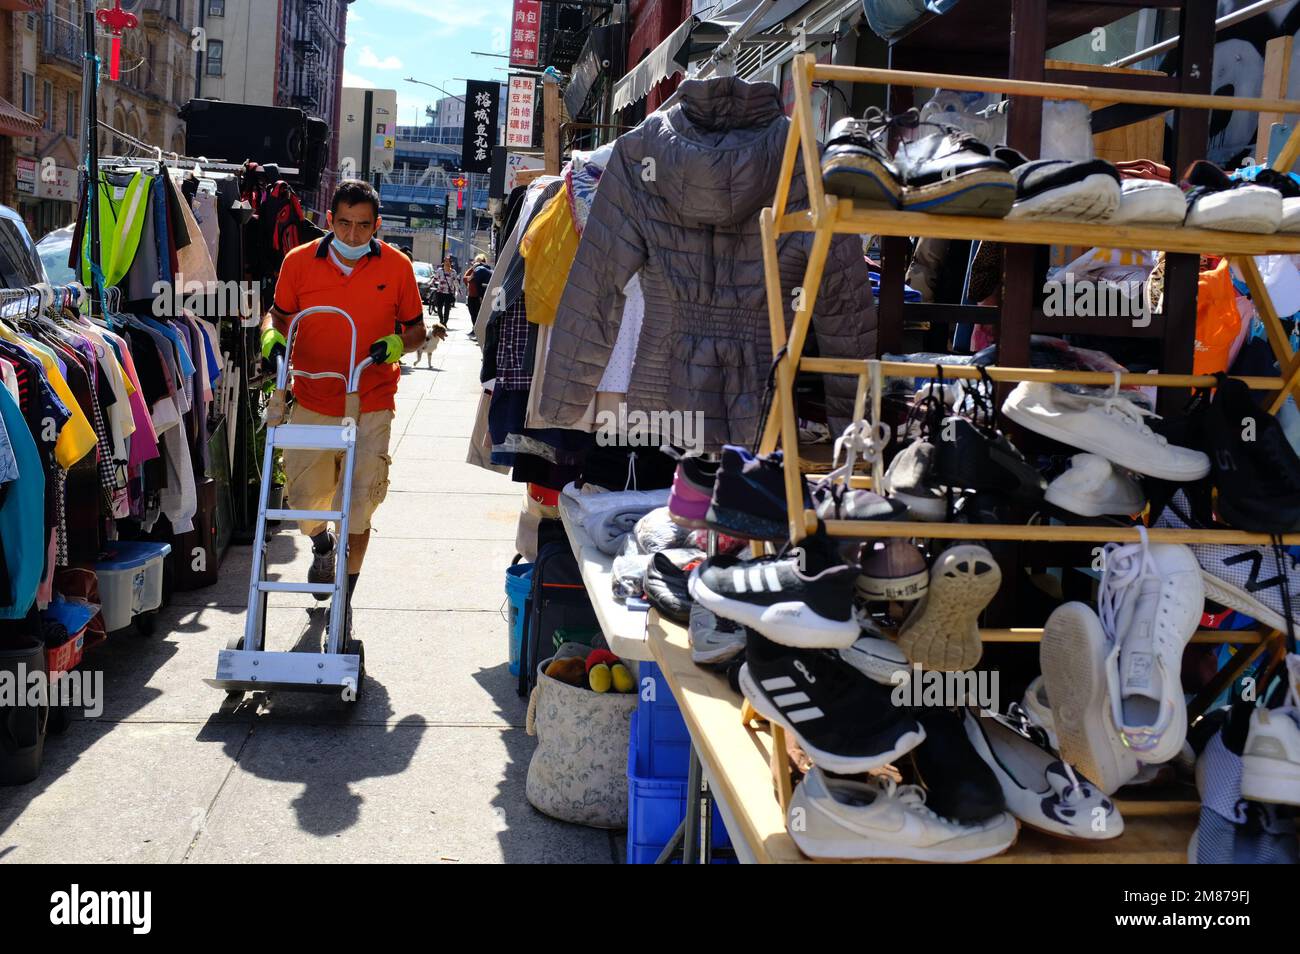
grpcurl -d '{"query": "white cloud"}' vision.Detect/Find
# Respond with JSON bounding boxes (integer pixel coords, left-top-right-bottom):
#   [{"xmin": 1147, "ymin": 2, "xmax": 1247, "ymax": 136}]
[
  {"xmin": 359, "ymin": 46, "xmax": 403, "ymax": 70},
  {"xmin": 343, "ymin": 70, "xmax": 376, "ymax": 89}
]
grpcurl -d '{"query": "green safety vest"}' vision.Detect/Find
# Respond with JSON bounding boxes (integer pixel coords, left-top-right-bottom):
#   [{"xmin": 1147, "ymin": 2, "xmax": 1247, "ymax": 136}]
[{"xmin": 81, "ymin": 170, "xmax": 151, "ymax": 291}]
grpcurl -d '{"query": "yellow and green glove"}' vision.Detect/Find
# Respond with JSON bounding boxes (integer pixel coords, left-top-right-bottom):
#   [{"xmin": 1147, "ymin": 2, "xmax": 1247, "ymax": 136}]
[
  {"xmin": 260, "ymin": 328, "xmax": 286, "ymax": 372},
  {"xmin": 368, "ymin": 334, "xmax": 404, "ymax": 365}
]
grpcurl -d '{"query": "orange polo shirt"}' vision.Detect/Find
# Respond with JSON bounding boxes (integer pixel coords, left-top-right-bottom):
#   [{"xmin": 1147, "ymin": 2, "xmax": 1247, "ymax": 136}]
[{"xmin": 273, "ymin": 235, "xmax": 423, "ymax": 416}]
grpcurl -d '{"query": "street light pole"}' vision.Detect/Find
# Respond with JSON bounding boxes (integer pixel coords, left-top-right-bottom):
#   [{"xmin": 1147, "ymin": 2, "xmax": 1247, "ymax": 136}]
[{"xmin": 440, "ymin": 193, "xmax": 450, "ymax": 261}]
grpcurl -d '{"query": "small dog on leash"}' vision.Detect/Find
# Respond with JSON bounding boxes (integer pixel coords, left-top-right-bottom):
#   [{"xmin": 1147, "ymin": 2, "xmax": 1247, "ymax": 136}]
[{"xmin": 410, "ymin": 323, "xmax": 449, "ymax": 368}]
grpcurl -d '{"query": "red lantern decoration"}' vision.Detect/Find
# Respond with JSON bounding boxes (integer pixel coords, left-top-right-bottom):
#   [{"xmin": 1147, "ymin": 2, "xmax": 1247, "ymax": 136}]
[{"xmin": 96, "ymin": 1, "xmax": 139, "ymax": 82}]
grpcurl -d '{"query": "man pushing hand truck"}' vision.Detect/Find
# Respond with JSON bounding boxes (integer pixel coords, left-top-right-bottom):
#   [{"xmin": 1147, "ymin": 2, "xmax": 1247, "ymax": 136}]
[{"xmin": 257, "ymin": 179, "xmax": 426, "ymax": 644}]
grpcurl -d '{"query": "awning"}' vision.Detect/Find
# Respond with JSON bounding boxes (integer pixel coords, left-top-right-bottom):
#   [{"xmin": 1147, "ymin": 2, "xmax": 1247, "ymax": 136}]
[
  {"xmin": 0, "ymin": 96, "xmax": 40, "ymax": 138},
  {"xmin": 564, "ymin": 22, "xmax": 626, "ymax": 118},
  {"xmin": 611, "ymin": 0, "xmax": 819, "ymax": 112}
]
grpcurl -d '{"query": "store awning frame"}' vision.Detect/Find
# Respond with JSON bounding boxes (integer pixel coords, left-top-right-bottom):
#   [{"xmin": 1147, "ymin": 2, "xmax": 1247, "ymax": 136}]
[{"xmin": 0, "ymin": 96, "xmax": 41, "ymax": 138}]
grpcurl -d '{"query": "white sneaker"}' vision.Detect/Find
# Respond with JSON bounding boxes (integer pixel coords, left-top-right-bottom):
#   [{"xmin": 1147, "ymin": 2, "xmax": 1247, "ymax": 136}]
[
  {"xmin": 1040, "ymin": 602, "xmax": 1140, "ymax": 794},
  {"xmin": 1044, "ymin": 453, "xmax": 1146, "ymax": 517},
  {"xmin": 687, "ymin": 603, "xmax": 747, "ymax": 665},
  {"xmin": 1240, "ymin": 707, "xmax": 1300, "ymax": 806},
  {"xmin": 1111, "ymin": 178, "xmax": 1187, "ymax": 225},
  {"xmin": 787, "ymin": 766, "xmax": 1019, "ymax": 862},
  {"xmin": 1241, "ymin": 656, "xmax": 1300, "ymax": 806},
  {"xmin": 1002, "ymin": 379, "xmax": 1210, "ymax": 482},
  {"xmin": 1186, "ymin": 184, "xmax": 1282, "ymax": 233},
  {"xmin": 1099, "ymin": 532, "xmax": 1204, "ymax": 764},
  {"xmin": 1154, "ymin": 492, "xmax": 1300, "ymax": 634},
  {"xmin": 962, "ymin": 708, "xmax": 1123, "ymax": 840},
  {"xmin": 838, "ymin": 629, "xmax": 910, "ymax": 686}
]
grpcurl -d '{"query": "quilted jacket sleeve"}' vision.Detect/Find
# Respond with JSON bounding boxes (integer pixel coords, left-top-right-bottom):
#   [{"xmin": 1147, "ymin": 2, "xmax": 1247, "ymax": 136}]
[{"xmin": 538, "ymin": 143, "xmax": 647, "ymax": 425}]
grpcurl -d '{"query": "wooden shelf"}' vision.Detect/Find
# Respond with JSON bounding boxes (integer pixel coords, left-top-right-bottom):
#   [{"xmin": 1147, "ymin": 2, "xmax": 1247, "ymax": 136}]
[
  {"xmin": 647, "ymin": 614, "xmax": 1198, "ymax": 864},
  {"xmin": 810, "ymin": 516, "xmax": 1300, "ymax": 546},
  {"xmin": 556, "ymin": 494, "xmax": 652, "ymax": 662},
  {"xmin": 784, "ymin": 204, "xmax": 1300, "ymax": 258}
]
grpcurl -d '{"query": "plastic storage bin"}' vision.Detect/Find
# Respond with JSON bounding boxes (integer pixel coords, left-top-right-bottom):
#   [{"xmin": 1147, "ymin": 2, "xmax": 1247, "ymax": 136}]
[
  {"xmin": 94, "ymin": 541, "xmax": 172, "ymax": 633},
  {"xmin": 633, "ymin": 660, "xmax": 692, "ymax": 778},
  {"xmin": 626, "ymin": 712, "xmax": 733, "ymax": 863},
  {"xmin": 505, "ymin": 560, "xmax": 534, "ymax": 676}
]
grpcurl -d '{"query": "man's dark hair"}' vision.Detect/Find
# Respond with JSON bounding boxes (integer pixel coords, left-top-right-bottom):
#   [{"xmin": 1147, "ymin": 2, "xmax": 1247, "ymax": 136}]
[{"xmin": 331, "ymin": 179, "xmax": 381, "ymax": 219}]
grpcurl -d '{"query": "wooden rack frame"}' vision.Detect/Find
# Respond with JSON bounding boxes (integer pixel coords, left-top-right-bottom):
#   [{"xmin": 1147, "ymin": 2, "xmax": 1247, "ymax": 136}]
[{"xmin": 750, "ymin": 54, "xmax": 1300, "ymax": 818}]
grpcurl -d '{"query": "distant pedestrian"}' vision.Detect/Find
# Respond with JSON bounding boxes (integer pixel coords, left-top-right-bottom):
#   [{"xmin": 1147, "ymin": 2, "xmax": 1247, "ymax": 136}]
[
  {"xmin": 463, "ymin": 253, "xmax": 492, "ymax": 323},
  {"xmin": 432, "ymin": 259, "xmax": 458, "ymax": 325}
]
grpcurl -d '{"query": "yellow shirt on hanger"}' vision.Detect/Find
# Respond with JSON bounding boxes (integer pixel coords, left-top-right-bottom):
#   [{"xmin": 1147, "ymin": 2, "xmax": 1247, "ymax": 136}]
[
  {"xmin": 519, "ymin": 185, "xmax": 581, "ymax": 326},
  {"xmin": 0, "ymin": 324, "xmax": 99, "ymax": 468}
]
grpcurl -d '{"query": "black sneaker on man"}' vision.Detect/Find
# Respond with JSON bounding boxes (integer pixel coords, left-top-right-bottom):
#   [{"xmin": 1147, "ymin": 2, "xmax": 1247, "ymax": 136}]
[{"xmin": 308, "ymin": 530, "xmax": 338, "ymax": 600}]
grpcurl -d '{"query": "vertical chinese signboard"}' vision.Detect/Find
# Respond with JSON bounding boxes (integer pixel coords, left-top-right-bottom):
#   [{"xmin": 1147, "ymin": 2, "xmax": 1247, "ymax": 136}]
[
  {"xmin": 460, "ymin": 80, "xmax": 500, "ymax": 174},
  {"xmin": 509, "ymin": 0, "xmax": 541, "ymax": 68},
  {"xmin": 506, "ymin": 75, "xmax": 536, "ymax": 148}
]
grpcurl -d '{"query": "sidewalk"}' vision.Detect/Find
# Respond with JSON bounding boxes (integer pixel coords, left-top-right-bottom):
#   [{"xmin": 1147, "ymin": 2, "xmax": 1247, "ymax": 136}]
[{"xmin": 0, "ymin": 303, "xmax": 623, "ymax": 864}]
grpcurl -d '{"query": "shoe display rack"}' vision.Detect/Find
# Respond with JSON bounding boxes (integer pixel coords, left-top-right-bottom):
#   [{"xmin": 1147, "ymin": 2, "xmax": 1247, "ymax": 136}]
[
  {"xmin": 700, "ymin": 53, "xmax": 1300, "ymax": 857},
  {"xmin": 877, "ymin": 0, "xmax": 1218, "ymax": 396}
]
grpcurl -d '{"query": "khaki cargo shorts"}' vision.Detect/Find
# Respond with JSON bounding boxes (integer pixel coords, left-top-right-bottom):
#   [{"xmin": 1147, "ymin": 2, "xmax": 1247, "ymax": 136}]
[{"xmin": 283, "ymin": 405, "xmax": 395, "ymax": 536}]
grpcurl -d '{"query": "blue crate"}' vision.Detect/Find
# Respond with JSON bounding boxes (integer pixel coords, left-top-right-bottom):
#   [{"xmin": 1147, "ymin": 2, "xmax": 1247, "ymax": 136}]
[
  {"xmin": 627, "ymin": 712, "xmax": 734, "ymax": 864},
  {"xmin": 634, "ymin": 660, "xmax": 692, "ymax": 778}
]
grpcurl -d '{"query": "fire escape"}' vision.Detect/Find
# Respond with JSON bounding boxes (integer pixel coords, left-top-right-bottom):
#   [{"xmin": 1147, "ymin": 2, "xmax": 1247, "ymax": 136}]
[{"xmin": 291, "ymin": 0, "xmax": 325, "ymax": 112}]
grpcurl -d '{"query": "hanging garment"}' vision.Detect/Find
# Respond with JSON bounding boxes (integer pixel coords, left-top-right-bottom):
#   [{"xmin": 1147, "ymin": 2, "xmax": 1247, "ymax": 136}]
[
  {"xmin": 191, "ymin": 187, "xmax": 220, "ymax": 266},
  {"xmin": 538, "ymin": 76, "xmax": 876, "ymax": 452},
  {"xmin": 519, "ymin": 186, "xmax": 581, "ymax": 327},
  {"xmin": 0, "ymin": 386, "xmax": 45, "ymax": 619},
  {"xmin": 0, "ymin": 326, "xmax": 97, "ymax": 468},
  {"xmin": 80, "ymin": 169, "xmax": 153, "ymax": 290}
]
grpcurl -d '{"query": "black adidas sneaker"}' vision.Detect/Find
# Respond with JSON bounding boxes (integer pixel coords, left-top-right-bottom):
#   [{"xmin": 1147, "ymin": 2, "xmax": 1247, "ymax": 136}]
[
  {"xmin": 687, "ymin": 531, "xmax": 858, "ymax": 648},
  {"xmin": 739, "ymin": 631, "xmax": 926, "ymax": 774}
]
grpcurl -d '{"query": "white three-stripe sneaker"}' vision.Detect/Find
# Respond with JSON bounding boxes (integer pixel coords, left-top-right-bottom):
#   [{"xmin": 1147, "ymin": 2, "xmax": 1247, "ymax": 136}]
[{"xmin": 689, "ymin": 537, "xmax": 859, "ymax": 649}]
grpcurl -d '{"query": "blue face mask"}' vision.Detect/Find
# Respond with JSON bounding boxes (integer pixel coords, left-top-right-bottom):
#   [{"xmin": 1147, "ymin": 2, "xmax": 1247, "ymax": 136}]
[{"xmin": 331, "ymin": 235, "xmax": 372, "ymax": 260}]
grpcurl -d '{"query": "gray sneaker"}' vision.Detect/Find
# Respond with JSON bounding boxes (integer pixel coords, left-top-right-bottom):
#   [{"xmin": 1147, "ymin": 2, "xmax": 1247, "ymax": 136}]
[{"xmin": 308, "ymin": 532, "xmax": 338, "ymax": 601}]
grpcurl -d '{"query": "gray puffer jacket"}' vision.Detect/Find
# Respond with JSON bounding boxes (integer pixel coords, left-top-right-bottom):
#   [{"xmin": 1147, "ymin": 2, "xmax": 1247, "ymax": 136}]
[{"xmin": 538, "ymin": 76, "xmax": 875, "ymax": 452}]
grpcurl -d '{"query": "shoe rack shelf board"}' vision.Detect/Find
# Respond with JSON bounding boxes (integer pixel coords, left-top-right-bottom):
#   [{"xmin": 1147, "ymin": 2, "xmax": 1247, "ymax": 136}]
[
  {"xmin": 556, "ymin": 494, "xmax": 652, "ymax": 661},
  {"xmin": 647, "ymin": 614, "xmax": 1198, "ymax": 864}
]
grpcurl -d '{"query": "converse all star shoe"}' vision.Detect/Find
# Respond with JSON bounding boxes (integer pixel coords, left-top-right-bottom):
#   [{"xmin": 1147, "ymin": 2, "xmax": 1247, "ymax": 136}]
[
  {"xmin": 688, "ymin": 532, "xmax": 858, "ymax": 649},
  {"xmin": 1155, "ymin": 491, "xmax": 1300, "ymax": 635},
  {"xmin": 1098, "ymin": 532, "xmax": 1204, "ymax": 764},
  {"xmin": 788, "ymin": 767, "xmax": 1018, "ymax": 862},
  {"xmin": 739, "ymin": 631, "xmax": 925, "ymax": 774},
  {"xmin": 855, "ymin": 539, "xmax": 929, "ymax": 603},
  {"xmin": 962, "ymin": 707, "xmax": 1123, "ymax": 840}
]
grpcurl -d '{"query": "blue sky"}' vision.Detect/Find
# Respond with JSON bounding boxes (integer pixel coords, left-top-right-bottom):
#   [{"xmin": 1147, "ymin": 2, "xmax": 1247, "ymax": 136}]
[{"xmin": 343, "ymin": 0, "xmax": 516, "ymax": 127}]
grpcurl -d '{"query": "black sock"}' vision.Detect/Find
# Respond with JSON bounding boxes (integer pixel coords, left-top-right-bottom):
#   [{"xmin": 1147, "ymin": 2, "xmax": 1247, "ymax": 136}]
[
  {"xmin": 311, "ymin": 530, "xmax": 334, "ymax": 554},
  {"xmin": 347, "ymin": 573, "xmax": 359, "ymax": 605}
]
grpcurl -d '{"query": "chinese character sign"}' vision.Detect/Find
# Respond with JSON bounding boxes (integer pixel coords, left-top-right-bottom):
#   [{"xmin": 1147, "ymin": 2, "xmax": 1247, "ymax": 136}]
[
  {"xmin": 509, "ymin": 0, "xmax": 541, "ymax": 68},
  {"xmin": 506, "ymin": 75, "xmax": 536, "ymax": 148},
  {"xmin": 460, "ymin": 80, "xmax": 500, "ymax": 174}
]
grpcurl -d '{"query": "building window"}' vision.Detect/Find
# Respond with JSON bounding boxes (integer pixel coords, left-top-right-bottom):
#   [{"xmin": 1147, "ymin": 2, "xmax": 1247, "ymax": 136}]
[
  {"xmin": 42, "ymin": 81, "xmax": 53, "ymax": 130},
  {"xmin": 209, "ymin": 0, "xmax": 225, "ymax": 15},
  {"xmin": 25, "ymin": 13, "xmax": 35, "ymax": 31},
  {"xmin": 21, "ymin": 73, "xmax": 34, "ymax": 115},
  {"xmin": 206, "ymin": 40, "xmax": 223, "ymax": 75},
  {"xmin": 66, "ymin": 91, "xmax": 78, "ymax": 139}
]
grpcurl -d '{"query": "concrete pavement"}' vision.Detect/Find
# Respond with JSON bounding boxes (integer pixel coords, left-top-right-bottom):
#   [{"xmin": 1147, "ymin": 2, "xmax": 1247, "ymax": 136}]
[{"xmin": 0, "ymin": 303, "xmax": 623, "ymax": 864}]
